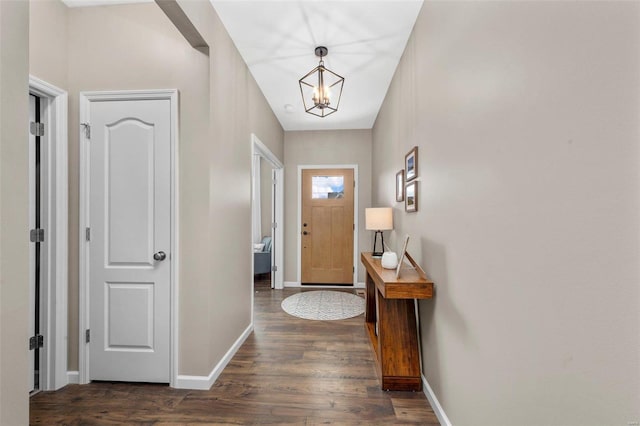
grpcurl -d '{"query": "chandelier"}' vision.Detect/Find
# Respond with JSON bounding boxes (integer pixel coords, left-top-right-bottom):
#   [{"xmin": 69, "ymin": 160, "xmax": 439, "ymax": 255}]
[{"xmin": 298, "ymin": 46, "xmax": 344, "ymax": 118}]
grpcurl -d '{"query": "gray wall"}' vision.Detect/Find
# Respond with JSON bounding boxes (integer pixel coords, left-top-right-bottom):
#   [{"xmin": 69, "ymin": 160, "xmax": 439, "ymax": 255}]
[
  {"xmin": 30, "ymin": 0, "xmax": 67, "ymax": 90},
  {"xmin": 74, "ymin": 2, "xmax": 210, "ymax": 374},
  {"xmin": 284, "ymin": 130, "xmax": 372, "ymax": 284},
  {"xmin": 372, "ymin": 2, "xmax": 640, "ymax": 424},
  {"xmin": 0, "ymin": 1, "xmax": 29, "ymax": 423},
  {"xmin": 178, "ymin": 0, "xmax": 284, "ymax": 374},
  {"xmin": 29, "ymin": 0, "xmax": 284, "ymax": 377}
]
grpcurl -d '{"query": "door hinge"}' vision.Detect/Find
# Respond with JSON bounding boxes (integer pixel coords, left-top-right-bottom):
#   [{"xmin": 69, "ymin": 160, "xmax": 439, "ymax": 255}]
[
  {"xmin": 353, "ymin": 266, "xmax": 355, "ymax": 273},
  {"xmin": 272, "ymin": 222, "xmax": 277, "ymax": 229},
  {"xmin": 85, "ymin": 329, "xmax": 90, "ymax": 343},
  {"xmin": 353, "ymin": 224, "xmax": 355, "ymax": 231},
  {"xmin": 30, "ymin": 122, "xmax": 45, "ymax": 137},
  {"xmin": 29, "ymin": 334, "xmax": 44, "ymax": 350},
  {"xmin": 353, "ymin": 180, "xmax": 356, "ymax": 187},
  {"xmin": 30, "ymin": 228, "xmax": 45, "ymax": 243},
  {"xmin": 271, "ymin": 265, "xmax": 278, "ymax": 272},
  {"xmin": 85, "ymin": 227, "xmax": 91, "ymax": 241},
  {"xmin": 80, "ymin": 122, "xmax": 91, "ymax": 139}
]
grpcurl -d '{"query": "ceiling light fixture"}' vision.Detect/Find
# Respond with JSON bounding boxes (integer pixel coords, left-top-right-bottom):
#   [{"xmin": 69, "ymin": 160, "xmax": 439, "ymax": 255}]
[{"xmin": 298, "ymin": 46, "xmax": 344, "ymax": 118}]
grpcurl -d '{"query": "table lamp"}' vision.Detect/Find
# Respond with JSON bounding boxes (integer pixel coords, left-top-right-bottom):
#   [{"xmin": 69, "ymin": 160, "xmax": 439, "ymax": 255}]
[{"xmin": 365, "ymin": 207, "xmax": 393, "ymax": 258}]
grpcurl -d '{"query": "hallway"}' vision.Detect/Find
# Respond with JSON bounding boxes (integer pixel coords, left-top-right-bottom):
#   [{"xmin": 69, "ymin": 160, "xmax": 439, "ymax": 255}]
[{"xmin": 30, "ymin": 287, "xmax": 438, "ymax": 424}]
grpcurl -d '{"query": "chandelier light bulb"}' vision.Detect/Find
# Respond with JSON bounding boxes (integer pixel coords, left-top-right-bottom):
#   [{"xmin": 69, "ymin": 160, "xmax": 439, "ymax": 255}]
[{"xmin": 312, "ymin": 85, "xmax": 331, "ymax": 108}]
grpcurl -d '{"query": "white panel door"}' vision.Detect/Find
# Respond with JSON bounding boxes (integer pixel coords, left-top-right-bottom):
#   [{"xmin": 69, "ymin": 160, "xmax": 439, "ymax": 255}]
[{"xmin": 89, "ymin": 98, "xmax": 171, "ymax": 382}]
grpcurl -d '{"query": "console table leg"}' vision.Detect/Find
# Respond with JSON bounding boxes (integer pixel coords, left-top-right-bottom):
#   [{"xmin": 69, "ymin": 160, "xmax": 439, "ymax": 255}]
[
  {"xmin": 365, "ymin": 273, "xmax": 376, "ymax": 323},
  {"xmin": 377, "ymin": 293, "xmax": 422, "ymax": 391}
]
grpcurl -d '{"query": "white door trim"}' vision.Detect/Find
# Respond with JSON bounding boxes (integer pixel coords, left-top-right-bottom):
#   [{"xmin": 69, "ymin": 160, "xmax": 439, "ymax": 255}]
[
  {"xmin": 296, "ymin": 164, "xmax": 359, "ymax": 287},
  {"xmin": 251, "ymin": 134, "xmax": 284, "ymax": 294},
  {"xmin": 29, "ymin": 76, "xmax": 68, "ymax": 391},
  {"xmin": 78, "ymin": 89, "xmax": 179, "ymax": 387}
]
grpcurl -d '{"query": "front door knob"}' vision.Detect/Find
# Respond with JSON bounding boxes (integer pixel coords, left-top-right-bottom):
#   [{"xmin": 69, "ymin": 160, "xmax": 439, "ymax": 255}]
[{"xmin": 153, "ymin": 251, "xmax": 167, "ymax": 261}]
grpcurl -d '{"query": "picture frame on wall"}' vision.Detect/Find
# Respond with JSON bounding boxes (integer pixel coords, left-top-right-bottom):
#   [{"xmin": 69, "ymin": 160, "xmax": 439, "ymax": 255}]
[
  {"xmin": 405, "ymin": 146, "xmax": 418, "ymax": 181},
  {"xmin": 405, "ymin": 181, "xmax": 418, "ymax": 212},
  {"xmin": 395, "ymin": 169, "xmax": 405, "ymax": 202}
]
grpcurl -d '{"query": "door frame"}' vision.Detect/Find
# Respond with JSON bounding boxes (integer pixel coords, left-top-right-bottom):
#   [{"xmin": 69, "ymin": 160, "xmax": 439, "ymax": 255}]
[
  {"xmin": 251, "ymin": 134, "xmax": 284, "ymax": 293},
  {"xmin": 296, "ymin": 164, "xmax": 359, "ymax": 287},
  {"xmin": 28, "ymin": 76, "xmax": 68, "ymax": 391},
  {"xmin": 78, "ymin": 89, "xmax": 179, "ymax": 386}
]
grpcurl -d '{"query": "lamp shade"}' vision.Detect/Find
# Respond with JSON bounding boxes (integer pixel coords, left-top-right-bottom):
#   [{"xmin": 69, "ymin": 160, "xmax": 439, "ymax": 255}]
[{"xmin": 365, "ymin": 207, "xmax": 393, "ymax": 231}]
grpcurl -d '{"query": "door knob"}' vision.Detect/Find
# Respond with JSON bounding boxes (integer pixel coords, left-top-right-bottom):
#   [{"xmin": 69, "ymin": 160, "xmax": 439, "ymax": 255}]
[{"xmin": 153, "ymin": 251, "xmax": 167, "ymax": 261}]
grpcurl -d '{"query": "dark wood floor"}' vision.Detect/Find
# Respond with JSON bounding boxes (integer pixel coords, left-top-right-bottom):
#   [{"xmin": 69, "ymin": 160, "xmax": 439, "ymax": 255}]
[{"xmin": 30, "ymin": 284, "xmax": 439, "ymax": 425}]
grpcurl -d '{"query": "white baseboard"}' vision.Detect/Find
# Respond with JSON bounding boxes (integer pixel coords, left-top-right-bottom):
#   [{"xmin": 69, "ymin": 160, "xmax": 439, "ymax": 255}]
[
  {"xmin": 355, "ymin": 281, "xmax": 365, "ymax": 288},
  {"xmin": 284, "ymin": 281, "xmax": 299, "ymax": 287},
  {"xmin": 67, "ymin": 371, "xmax": 79, "ymax": 384},
  {"xmin": 174, "ymin": 323, "xmax": 254, "ymax": 390},
  {"xmin": 422, "ymin": 374, "xmax": 452, "ymax": 426},
  {"xmin": 66, "ymin": 324, "xmax": 253, "ymax": 391}
]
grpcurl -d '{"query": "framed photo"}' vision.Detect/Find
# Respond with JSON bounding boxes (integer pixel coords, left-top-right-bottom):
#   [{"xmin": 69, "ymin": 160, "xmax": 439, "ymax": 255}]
[
  {"xmin": 395, "ymin": 234, "xmax": 410, "ymax": 279},
  {"xmin": 405, "ymin": 181, "xmax": 418, "ymax": 212},
  {"xmin": 395, "ymin": 169, "xmax": 405, "ymax": 202},
  {"xmin": 405, "ymin": 146, "xmax": 418, "ymax": 182}
]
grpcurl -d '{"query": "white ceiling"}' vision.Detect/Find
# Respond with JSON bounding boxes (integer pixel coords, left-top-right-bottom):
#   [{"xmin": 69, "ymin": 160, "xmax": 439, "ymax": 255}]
[
  {"xmin": 61, "ymin": 0, "xmax": 424, "ymax": 131},
  {"xmin": 211, "ymin": 0, "xmax": 423, "ymax": 131}
]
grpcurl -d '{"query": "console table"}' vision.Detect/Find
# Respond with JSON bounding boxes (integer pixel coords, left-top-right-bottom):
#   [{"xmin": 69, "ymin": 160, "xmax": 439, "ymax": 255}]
[{"xmin": 361, "ymin": 252, "xmax": 434, "ymax": 391}]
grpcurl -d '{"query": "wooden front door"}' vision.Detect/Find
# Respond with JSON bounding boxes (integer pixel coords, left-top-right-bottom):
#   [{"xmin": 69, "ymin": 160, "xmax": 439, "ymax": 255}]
[{"xmin": 301, "ymin": 168, "xmax": 354, "ymax": 284}]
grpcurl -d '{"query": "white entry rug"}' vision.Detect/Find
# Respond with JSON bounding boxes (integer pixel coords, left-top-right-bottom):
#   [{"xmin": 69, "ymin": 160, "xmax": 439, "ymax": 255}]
[{"xmin": 281, "ymin": 290, "xmax": 365, "ymax": 321}]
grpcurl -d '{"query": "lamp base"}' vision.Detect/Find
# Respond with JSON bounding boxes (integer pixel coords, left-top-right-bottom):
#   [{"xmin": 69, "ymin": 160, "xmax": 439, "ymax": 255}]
[{"xmin": 371, "ymin": 230, "xmax": 385, "ymax": 259}]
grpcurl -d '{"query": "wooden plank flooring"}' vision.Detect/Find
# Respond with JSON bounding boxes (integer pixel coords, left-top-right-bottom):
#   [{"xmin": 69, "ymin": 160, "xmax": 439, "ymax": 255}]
[{"xmin": 30, "ymin": 287, "xmax": 439, "ymax": 425}]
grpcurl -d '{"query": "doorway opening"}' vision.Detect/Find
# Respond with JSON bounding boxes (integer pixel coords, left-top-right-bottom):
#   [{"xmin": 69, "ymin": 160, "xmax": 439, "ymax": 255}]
[
  {"xmin": 252, "ymin": 158, "xmax": 276, "ymax": 291},
  {"xmin": 251, "ymin": 134, "xmax": 284, "ymax": 295},
  {"xmin": 28, "ymin": 76, "xmax": 68, "ymax": 393},
  {"xmin": 28, "ymin": 93, "xmax": 43, "ymax": 394}
]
